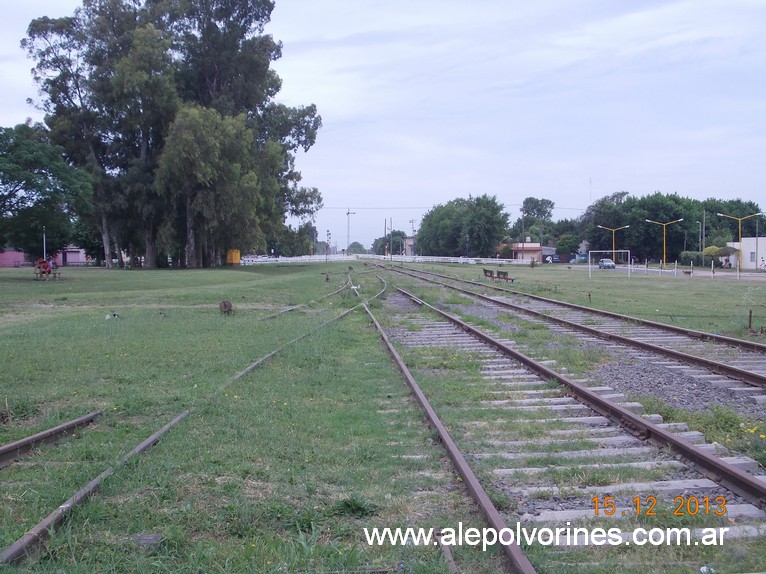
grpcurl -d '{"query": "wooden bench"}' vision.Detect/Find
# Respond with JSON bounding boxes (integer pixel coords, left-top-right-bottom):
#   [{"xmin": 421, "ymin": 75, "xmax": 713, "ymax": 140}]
[
  {"xmin": 496, "ymin": 270, "xmax": 515, "ymax": 283},
  {"xmin": 483, "ymin": 268, "xmax": 496, "ymax": 280}
]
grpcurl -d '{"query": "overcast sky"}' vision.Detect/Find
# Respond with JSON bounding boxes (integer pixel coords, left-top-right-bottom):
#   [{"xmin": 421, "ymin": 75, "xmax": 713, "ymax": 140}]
[{"xmin": 2, "ymin": 1, "xmax": 764, "ymax": 250}]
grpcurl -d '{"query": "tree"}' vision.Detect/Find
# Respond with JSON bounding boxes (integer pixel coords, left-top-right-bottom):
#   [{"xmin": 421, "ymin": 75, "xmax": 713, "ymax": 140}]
[
  {"xmin": 0, "ymin": 123, "xmax": 91, "ymax": 219},
  {"xmin": 417, "ymin": 195, "xmax": 509, "ymax": 257},
  {"xmin": 22, "ymin": 0, "xmax": 322, "ymax": 268},
  {"xmin": 556, "ymin": 233, "xmax": 580, "ymax": 255},
  {"xmin": 347, "ymin": 241, "xmax": 366, "ymax": 254},
  {"xmin": 0, "ymin": 123, "xmax": 92, "ymax": 255},
  {"xmin": 156, "ymin": 106, "xmax": 266, "ymax": 267},
  {"xmin": 372, "ymin": 230, "xmax": 407, "ymax": 256},
  {"xmin": 520, "ymin": 197, "xmax": 554, "ymax": 222}
]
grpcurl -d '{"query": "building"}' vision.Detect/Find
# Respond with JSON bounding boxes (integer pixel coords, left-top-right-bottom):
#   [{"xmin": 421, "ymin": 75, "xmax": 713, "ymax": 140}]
[
  {"xmin": 404, "ymin": 236, "xmax": 417, "ymax": 256},
  {"xmin": 726, "ymin": 237, "xmax": 766, "ymax": 270},
  {"xmin": 0, "ymin": 245, "xmax": 88, "ymax": 267},
  {"xmin": 510, "ymin": 242, "xmax": 542, "ymax": 262}
]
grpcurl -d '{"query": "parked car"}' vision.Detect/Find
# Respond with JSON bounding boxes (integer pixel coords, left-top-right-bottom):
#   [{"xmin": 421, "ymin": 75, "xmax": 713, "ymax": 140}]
[{"xmin": 598, "ymin": 258, "xmax": 616, "ymax": 269}]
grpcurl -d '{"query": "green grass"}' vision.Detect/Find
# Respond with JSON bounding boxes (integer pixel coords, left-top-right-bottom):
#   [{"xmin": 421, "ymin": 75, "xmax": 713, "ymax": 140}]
[
  {"xmin": 0, "ymin": 265, "xmax": 507, "ymax": 573},
  {"xmin": 3, "ymin": 263, "xmax": 766, "ymax": 573}
]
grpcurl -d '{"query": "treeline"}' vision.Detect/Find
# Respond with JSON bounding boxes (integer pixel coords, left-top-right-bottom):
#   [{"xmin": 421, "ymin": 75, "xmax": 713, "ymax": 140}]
[
  {"xmin": 369, "ymin": 192, "xmax": 762, "ymax": 262},
  {"xmin": 1, "ymin": 0, "xmax": 321, "ymax": 268}
]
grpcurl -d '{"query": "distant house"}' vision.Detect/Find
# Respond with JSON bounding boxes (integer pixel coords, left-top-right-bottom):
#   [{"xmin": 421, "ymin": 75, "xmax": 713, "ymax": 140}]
[
  {"xmin": 510, "ymin": 242, "xmax": 542, "ymax": 262},
  {"xmin": 0, "ymin": 245, "xmax": 88, "ymax": 267},
  {"xmin": 726, "ymin": 237, "xmax": 765, "ymax": 270},
  {"xmin": 0, "ymin": 249, "xmax": 28, "ymax": 267}
]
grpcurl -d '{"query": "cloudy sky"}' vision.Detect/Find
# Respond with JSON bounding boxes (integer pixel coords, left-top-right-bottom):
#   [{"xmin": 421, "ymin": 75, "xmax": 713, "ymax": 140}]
[{"xmin": 2, "ymin": 1, "xmax": 764, "ymax": 250}]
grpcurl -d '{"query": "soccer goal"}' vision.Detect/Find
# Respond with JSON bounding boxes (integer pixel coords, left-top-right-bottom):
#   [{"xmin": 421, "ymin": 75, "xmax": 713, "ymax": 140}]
[{"xmin": 588, "ymin": 249, "xmax": 632, "ymax": 278}]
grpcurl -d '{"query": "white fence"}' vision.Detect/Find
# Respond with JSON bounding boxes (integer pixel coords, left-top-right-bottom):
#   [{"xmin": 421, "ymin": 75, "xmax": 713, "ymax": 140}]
[{"xmin": 241, "ymin": 254, "xmax": 532, "ymax": 266}]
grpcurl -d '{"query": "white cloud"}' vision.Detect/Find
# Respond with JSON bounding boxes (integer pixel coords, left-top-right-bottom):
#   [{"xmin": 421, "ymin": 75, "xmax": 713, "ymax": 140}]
[{"xmin": 2, "ymin": 0, "xmax": 764, "ymax": 248}]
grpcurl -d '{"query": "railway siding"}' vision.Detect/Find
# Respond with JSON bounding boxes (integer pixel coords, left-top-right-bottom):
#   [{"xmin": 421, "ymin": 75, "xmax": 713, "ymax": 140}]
[{"xmin": 375, "ymin": 284, "xmax": 766, "ymax": 572}]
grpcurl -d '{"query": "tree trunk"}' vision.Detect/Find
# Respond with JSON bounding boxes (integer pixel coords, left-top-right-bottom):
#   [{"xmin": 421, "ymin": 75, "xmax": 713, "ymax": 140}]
[
  {"xmin": 116, "ymin": 239, "xmax": 125, "ymax": 268},
  {"xmin": 99, "ymin": 212, "xmax": 112, "ymax": 268},
  {"xmin": 185, "ymin": 194, "xmax": 197, "ymax": 268},
  {"xmin": 143, "ymin": 221, "xmax": 157, "ymax": 269}
]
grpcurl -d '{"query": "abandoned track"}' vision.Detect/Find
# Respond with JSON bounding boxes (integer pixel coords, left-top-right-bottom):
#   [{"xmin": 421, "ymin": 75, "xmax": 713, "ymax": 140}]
[
  {"xmin": 369, "ymin": 284, "xmax": 766, "ymax": 573},
  {"xmin": 0, "ymin": 411, "xmax": 101, "ymax": 469}
]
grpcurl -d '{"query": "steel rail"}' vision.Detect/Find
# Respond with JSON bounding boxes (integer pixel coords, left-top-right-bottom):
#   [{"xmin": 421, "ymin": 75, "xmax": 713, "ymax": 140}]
[
  {"xmin": 231, "ymin": 281, "xmax": 388, "ymax": 383},
  {"xmin": 2, "ymin": 278, "xmax": 388, "ymax": 566},
  {"xmin": 395, "ymin": 265, "xmax": 766, "ymax": 354},
  {"xmin": 0, "ymin": 411, "xmax": 101, "ymax": 469},
  {"xmin": 364, "ymin": 302, "xmax": 538, "ymax": 574},
  {"xmin": 390, "ymin": 267, "xmax": 766, "ymax": 388},
  {"xmin": 260, "ymin": 281, "xmax": 350, "ymax": 320},
  {"xmin": 0, "ymin": 409, "xmax": 192, "ymax": 565},
  {"xmin": 393, "ymin": 285, "xmax": 766, "ymax": 510}
]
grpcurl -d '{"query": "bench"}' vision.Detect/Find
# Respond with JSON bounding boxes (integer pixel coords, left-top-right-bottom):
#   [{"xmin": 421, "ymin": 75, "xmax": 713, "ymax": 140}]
[
  {"xmin": 496, "ymin": 270, "xmax": 515, "ymax": 283},
  {"xmin": 33, "ymin": 269, "xmax": 62, "ymax": 281},
  {"xmin": 483, "ymin": 268, "xmax": 496, "ymax": 280}
]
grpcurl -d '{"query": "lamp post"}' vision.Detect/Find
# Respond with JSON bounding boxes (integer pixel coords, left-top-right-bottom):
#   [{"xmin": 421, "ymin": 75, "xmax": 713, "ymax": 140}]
[
  {"xmin": 716, "ymin": 212, "xmax": 760, "ymax": 270},
  {"xmin": 42, "ymin": 225, "xmax": 47, "ymax": 261},
  {"xmin": 465, "ymin": 233, "xmax": 469, "ymax": 257},
  {"xmin": 596, "ymin": 224, "xmax": 629, "ymax": 262},
  {"xmin": 695, "ymin": 221, "xmax": 702, "ymax": 252},
  {"xmin": 645, "ymin": 218, "xmax": 683, "ymax": 269}
]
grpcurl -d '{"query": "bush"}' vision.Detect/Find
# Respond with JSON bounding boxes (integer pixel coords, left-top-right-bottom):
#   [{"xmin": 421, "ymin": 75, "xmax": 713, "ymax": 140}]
[{"xmin": 679, "ymin": 251, "xmax": 704, "ymax": 266}]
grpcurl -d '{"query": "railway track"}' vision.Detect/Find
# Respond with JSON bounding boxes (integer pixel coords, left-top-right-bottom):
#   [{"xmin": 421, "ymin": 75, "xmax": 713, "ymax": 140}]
[
  {"xmin": 0, "ymin": 284, "xmax": 368, "ymax": 567},
  {"xmin": 387, "ymin": 266, "xmax": 766, "ymax": 404},
  {"xmin": 367, "ymin": 283, "xmax": 766, "ymax": 573},
  {"xmin": 5, "ymin": 268, "xmax": 765, "ymax": 572},
  {"xmin": 0, "ymin": 411, "xmax": 101, "ymax": 469}
]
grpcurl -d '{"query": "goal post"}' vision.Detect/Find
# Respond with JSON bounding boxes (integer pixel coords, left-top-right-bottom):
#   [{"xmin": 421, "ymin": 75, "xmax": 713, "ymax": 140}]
[{"xmin": 588, "ymin": 249, "xmax": 632, "ymax": 278}]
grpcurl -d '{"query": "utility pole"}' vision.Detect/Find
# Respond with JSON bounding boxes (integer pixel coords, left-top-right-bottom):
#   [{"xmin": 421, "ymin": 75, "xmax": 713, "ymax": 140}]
[{"xmin": 346, "ymin": 207, "xmax": 356, "ymax": 252}]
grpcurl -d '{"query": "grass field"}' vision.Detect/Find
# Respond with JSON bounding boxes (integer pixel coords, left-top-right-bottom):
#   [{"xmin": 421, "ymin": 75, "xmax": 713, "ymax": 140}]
[
  {"xmin": 1, "ymin": 262, "xmax": 765, "ymax": 573},
  {"xmin": 0, "ymin": 265, "xmax": 506, "ymax": 573}
]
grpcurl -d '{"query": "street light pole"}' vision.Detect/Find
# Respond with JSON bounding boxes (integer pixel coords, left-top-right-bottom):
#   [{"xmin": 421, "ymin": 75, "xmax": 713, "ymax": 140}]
[
  {"xmin": 596, "ymin": 224, "xmax": 629, "ymax": 262},
  {"xmin": 42, "ymin": 225, "xmax": 47, "ymax": 261},
  {"xmin": 695, "ymin": 221, "xmax": 702, "ymax": 252},
  {"xmin": 716, "ymin": 212, "xmax": 760, "ymax": 269},
  {"xmin": 645, "ymin": 218, "xmax": 683, "ymax": 269}
]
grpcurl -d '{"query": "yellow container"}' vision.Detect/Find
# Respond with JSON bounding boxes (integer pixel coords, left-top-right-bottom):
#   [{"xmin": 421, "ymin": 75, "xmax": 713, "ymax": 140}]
[{"xmin": 226, "ymin": 249, "xmax": 241, "ymax": 265}]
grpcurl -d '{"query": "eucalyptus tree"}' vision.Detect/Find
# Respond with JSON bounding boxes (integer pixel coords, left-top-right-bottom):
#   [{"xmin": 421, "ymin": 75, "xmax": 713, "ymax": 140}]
[{"xmin": 22, "ymin": 0, "xmax": 322, "ymax": 267}]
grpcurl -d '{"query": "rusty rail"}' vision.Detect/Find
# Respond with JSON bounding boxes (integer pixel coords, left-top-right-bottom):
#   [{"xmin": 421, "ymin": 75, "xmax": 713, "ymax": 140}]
[
  {"xmin": 393, "ymin": 285, "xmax": 766, "ymax": 509},
  {"xmin": 363, "ymin": 302, "xmax": 538, "ymax": 574},
  {"xmin": 0, "ymin": 409, "xmax": 192, "ymax": 565},
  {"xmin": 395, "ymin": 266, "xmax": 766, "ymax": 354},
  {"xmin": 0, "ymin": 411, "xmax": 101, "ymax": 469},
  {"xmin": 391, "ymin": 267, "xmax": 766, "ymax": 388}
]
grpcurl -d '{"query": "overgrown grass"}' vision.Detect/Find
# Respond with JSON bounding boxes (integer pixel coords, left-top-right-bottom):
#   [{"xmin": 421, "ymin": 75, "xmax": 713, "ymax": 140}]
[{"xmin": 0, "ymin": 265, "xmax": 507, "ymax": 572}]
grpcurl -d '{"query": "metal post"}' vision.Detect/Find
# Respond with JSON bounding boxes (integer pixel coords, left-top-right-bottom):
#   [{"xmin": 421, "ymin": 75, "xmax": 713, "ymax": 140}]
[
  {"xmin": 346, "ymin": 208, "xmax": 355, "ymax": 252},
  {"xmin": 645, "ymin": 219, "xmax": 682, "ymax": 270},
  {"xmin": 42, "ymin": 226, "xmax": 47, "ymax": 261},
  {"xmin": 717, "ymin": 211, "xmax": 760, "ymax": 270}
]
